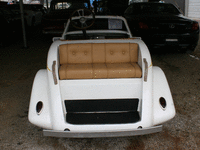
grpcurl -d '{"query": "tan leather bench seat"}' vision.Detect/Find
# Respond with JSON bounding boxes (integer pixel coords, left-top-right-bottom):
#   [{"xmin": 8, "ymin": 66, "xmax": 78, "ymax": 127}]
[{"xmin": 59, "ymin": 43, "xmax": 142, "ymax": 80}]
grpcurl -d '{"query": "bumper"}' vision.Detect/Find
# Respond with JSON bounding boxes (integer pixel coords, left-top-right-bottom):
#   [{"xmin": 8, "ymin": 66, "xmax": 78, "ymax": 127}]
[
  {"xmin": 43, "ymin": 125, "xmax": 162, "ymax": 138},
  {"xmin": 143, "ymin": 32, "xmax": 199, "ymax": 49}
]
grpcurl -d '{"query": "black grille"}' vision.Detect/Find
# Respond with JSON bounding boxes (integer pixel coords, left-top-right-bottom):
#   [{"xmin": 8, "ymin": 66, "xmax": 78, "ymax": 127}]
[{"xmin": 65, "ymin": 99, "xmax": 140, "ymax": 124}]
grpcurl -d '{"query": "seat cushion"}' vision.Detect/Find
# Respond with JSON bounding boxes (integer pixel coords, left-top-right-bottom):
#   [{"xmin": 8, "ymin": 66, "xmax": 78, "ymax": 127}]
[
  {"xmin": 93, "ymin": 64, "xmax": 108, "ymax": 79},
  {"xmin": 59, "ymin": 63, "xmax": 142, "ymax": 79},
  {"xmin": 107, "ymin": 63, "xmax": 141, "ymax": 78},
  {"xmin": 59, "ymin": 64, "xmax": 93, "ymax": 79}
]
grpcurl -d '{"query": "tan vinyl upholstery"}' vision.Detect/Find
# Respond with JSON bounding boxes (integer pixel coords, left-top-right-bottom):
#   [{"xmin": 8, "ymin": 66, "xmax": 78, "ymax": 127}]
[{"xmin": 59, "ymin": 43, "xmax": 142, "ymax": 79}]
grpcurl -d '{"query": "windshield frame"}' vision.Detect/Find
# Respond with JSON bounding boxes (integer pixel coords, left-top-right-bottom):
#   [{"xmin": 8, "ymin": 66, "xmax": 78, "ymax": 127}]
[
  {"xmin": 64, "ymin": 30, "xmax": 131, "ymax": 40},
  {"xmin": 61, "ymin": 16, "xmax": 133, "ymax": 40}
]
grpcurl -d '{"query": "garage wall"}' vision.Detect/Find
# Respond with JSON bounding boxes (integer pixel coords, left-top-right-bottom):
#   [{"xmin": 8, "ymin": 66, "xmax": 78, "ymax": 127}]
[{"xmin": 188, "ymin": 0, "xmax": 200, "ymax": 18}]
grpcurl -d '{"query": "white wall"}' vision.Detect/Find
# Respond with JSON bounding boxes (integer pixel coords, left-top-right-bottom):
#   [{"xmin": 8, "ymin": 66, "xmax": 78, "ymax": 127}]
[{"xmin": 188, "ymin": 0, "xmax": 200, "ymax": 18}]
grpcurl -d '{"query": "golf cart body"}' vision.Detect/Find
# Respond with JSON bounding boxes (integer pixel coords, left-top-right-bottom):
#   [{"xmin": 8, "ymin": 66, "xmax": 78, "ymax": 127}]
[{"xmin": 28, "ymin": 11, "xmax": 175, "ymax": 138}]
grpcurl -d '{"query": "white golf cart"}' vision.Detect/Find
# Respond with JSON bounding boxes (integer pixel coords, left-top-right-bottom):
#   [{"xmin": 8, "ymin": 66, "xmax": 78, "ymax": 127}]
[{"xmin": 28, "ymin": 9, "xmax": 175, "ymax": 138}]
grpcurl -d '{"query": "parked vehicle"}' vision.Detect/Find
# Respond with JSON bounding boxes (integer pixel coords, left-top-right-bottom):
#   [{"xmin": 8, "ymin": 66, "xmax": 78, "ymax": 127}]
[
  {"xmin": 28, "ymin": 9, "xmax": 175, "ymax": 138},
  {"xmin": 8, "ymin": 4, "xmax": 43, "ymax": 27},
  {"xmin": 42, "ymin": 0, "xmax": 90, "ymax": 35},
  {"xmin": 124, "ymin": 2, "xmax": 199, "ymax": 51},
  {"xmin": 92, "ymin": 0, "xmax": 129, "ymax": 15},
  {"xmin": 23, "ymin": 4, "xmax": 44, "ymax": 27},
  {"xmin": 0, "ymin": 6, "xmax": 21, "ymax": 46},
  {"xmin": 0, "ymin": 6, "xmax": 21, "ymax": 28}
]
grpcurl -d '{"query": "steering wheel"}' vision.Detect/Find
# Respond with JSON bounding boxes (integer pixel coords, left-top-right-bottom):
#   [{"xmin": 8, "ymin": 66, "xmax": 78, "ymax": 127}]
[{"xmin": 70, "ymin": 8, "xmax": 95, "ymax": 30}]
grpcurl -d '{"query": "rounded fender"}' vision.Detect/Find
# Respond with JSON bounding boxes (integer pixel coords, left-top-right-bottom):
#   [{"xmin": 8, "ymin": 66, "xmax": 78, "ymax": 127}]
[
  {"xmin": 28, "ymin": 69, "xmax": 52, "ymax": 129},
  {"xmin": 152, "ymin": 66, "xmax": 176, "ymax": 125}
]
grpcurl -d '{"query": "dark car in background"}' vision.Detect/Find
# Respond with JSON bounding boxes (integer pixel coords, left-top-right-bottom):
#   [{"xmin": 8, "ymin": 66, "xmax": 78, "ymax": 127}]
[
  {"xmin": 8, "ymin": 4, "xmax": 45, "ymax": 27},
  {"xmin": 42, "ymin": 0, "xmax": 90, "ymax": 35},
  {"xmin": 0, "ymin": 6, "xmax": 21, "ymax": 46},
  {"xmin": 124, "ymin": 2, "xmax": 199, "ymax": 52}
]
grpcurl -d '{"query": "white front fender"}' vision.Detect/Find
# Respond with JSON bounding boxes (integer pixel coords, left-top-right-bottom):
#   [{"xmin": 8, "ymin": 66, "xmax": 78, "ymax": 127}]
[
  {"xmin": 28, "ymin": 69, "xmax": 52, "ymax": 129},
  {"xmin": 152, "ymin": 67, "xmax": 176, "ymax": 125}
]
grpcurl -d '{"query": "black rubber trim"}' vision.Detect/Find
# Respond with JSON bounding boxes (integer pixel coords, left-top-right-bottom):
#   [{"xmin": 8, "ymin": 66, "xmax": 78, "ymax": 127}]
[
  {"xmin": 66, "ymin": 111, "xmax": 140, "ymax": 124},
  {"xmin": 65, "ymin": 99, "xmax": 139, "ymax": 112},
  {"xmin": 65, "ymin": 99, "xmax": 140, "ymax": 124}
]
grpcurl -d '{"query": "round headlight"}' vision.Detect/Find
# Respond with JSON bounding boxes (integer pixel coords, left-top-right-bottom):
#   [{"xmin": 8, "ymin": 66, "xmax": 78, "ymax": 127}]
[{"xmin": 36, "ymin": 101, "xmax": 43, "ymax": 115}]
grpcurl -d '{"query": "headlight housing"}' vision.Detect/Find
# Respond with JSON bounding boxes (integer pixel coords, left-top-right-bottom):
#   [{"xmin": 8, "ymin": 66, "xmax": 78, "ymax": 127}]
[
  {"xmin": 36, "ymin": 101, "xmax": 43, "ymax": 115},
  {"xmin": 159, "ymin": 97, "xmax": 167, "ymax": 110}
]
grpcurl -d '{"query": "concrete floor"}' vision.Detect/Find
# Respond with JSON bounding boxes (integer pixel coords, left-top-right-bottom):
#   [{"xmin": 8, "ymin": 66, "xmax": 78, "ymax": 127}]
[{"xmin": 0, "ymin": 29, "xmax": 200, "ymax": 150}]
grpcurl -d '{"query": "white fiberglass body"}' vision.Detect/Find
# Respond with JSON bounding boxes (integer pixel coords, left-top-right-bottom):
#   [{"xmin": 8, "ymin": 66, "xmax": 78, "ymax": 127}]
[{"xmin": 28, "ymin": 14, "xmax": 175, "ymax": 138}]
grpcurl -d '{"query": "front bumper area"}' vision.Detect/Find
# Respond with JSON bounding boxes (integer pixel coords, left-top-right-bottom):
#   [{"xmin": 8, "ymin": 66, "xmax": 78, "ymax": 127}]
[{"xmin": 43, "ymin": 125, "xmax": 162, "ymax": 138}]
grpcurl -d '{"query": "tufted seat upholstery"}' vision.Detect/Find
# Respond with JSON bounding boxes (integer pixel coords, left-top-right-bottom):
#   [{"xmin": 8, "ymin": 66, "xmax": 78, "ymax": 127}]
[{"xmin": 59, "ymin": 43, "xmax": 142, "ymax": 79}]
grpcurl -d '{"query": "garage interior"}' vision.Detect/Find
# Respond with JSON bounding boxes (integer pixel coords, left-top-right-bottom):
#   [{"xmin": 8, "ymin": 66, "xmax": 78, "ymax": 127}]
[{"xmin": 0, "ymin": 0, "xmax": 200, "ymax": 149}]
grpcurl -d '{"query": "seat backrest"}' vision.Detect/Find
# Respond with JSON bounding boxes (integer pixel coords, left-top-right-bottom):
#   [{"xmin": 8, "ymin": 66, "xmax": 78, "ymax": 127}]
[
  {"xmin": 59, "ymin": 43, "xmax": 139, "ymax": 64},
  {"xmin": 105, "ymin": 43, "xmax": 138, "ymax": 63},
  {"xmin": 59, "ymin": 43, "xmax": 92, "ymax": 64}
]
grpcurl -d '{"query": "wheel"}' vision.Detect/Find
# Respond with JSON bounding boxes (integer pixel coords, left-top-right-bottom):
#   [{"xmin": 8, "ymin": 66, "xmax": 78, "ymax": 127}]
[{"xmin": 69, "ymin": 8, "xmax": 95, "ymax": 30}]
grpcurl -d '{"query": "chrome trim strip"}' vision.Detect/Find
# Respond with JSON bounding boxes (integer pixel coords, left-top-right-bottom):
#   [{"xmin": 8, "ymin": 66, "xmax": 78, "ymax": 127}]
[{"xmin": 43, "ymin": 125, "xmax": 162, "ymax": 138}]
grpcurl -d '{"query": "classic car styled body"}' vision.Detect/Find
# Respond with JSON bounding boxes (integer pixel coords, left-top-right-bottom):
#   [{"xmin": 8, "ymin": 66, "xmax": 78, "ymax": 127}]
[
  {"xmin": 28, "ymin": 13, "xmax": 175, "ymax": 138},
  {"xmin": 124, "ymin": 2, "xmax": 199, "ymax": 51}
]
